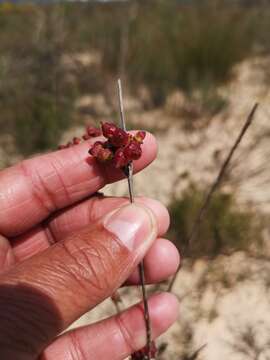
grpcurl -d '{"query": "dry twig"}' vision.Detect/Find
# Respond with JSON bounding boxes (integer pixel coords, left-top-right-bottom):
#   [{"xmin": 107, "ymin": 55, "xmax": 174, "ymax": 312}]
[{"xmin": 168, "ymin": 103, "xmax": 259, "ymax": 292}]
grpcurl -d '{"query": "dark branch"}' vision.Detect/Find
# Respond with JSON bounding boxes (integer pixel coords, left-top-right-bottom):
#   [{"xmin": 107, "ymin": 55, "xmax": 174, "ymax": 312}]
[{"xmin": 168, "ymin": 103, "xmax": 259, "ymax": 292}]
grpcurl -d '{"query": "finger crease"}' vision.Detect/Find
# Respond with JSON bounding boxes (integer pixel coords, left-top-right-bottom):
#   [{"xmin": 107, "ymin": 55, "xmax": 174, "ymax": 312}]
[
  {"xmin": 20, "ymin": 162, "xmax": 52, "ymax": 215},
  {"xmin": 69, "ymin": 330, "xmax": 88, "ymax": 360},
  {"xmin": 115, "ymin": 313, "xmax": 136, "ymax": 354},
  {"xmin": 49, "ymin": 157, "xmax": 72, "ymax": 207},
  {"xmin": 44, "ymin": 224, "xmax": 58, "ymax": 246}
]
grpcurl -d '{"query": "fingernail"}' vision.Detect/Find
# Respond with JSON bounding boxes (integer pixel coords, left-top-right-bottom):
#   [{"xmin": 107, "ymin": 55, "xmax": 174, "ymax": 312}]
[{"xmin": 103, "ymin": 204, "xmax": 157, "ymax": 252}]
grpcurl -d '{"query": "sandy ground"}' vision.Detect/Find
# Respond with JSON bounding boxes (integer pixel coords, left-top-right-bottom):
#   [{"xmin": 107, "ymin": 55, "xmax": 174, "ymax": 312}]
[{"xmin": 104, "ymin": 57, "xmax": 270, "ymax": 213}]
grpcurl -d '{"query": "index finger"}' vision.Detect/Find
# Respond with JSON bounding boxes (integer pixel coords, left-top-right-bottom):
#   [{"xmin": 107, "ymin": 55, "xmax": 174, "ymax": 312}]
[{"xmin": 0, "ymin": 133, "xmax": 157, "ymax": 237}]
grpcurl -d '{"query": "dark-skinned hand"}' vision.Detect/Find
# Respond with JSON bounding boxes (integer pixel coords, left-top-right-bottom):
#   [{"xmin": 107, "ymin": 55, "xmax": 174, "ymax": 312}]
[{"xmin": 0, "ymin": 133, "xmax": 180, "ymax": 360}]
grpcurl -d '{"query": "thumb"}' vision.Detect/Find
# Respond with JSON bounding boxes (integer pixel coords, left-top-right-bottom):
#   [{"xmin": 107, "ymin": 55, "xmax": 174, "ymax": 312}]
[{"xmin": 0, "ymin": 204, "xmax": 157, "ymax": 359}]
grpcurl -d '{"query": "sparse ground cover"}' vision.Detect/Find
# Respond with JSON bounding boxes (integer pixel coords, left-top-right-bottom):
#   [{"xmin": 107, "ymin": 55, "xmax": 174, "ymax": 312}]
[{"xmin": 65, "ymin": 55, "xmax": 270, "ymax": 360}]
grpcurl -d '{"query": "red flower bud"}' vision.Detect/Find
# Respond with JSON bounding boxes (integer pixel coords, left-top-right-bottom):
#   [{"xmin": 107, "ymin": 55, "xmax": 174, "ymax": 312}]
[
  {"xmin": 98, "ymin": 147, "xmax": 113, "ymax": 162},
  {"xmin": 134, "ymin": 131, "xmax": 146, "ymax": 144},
  {"xmin": 88, "ymin": 122, "xmax": 145, "ymax": 169},
  {"xmin": 73, "ymin": 137, "xmax": 81, "ymax": 145},
  {"xmin": 89, "ymin": 141, "xmax": 113, "ymax": 162},
  {"xmin": 101, "ymin": 122, "xmax": 118, "ymax": 139},
  {"xmin": 124, "ymin": 140, "xmax": 142, "ymax": 160},
  {"xmin": 87, "ymin": 125, "xmax": 102, "ymax": 137},
  {"xmin": 82, "ymin": 134, "xmax": 91, "ymax": 141},
  {"xmin": 58, "ymin": 144, "xmax": 67, "ymax": 150},
  {"xmin": 110, "ymin": 128, "xmax": 129, "ymax": 147},
  {"xmin": 113, "ymin": 148, "xmax": 129, "ymax": 168},
  {"xmin": 89, "ymin": 141, "xmax": 103, "ymax": 157},
  {"xmin": 131, "ymin": 342, "xmax": 157, "ymax": 360}
]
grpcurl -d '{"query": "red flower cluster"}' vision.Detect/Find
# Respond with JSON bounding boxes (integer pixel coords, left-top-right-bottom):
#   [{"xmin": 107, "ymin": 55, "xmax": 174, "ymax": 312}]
[
  {"xmin": 58, "ymin": 125, "xmax": 101, "ymax": 150},
  {"xmin": 131, "ymin": 342, "xmax": 157, "ymax": 360},
  {"xmin": 89, "ymin": 122, "xmax": 146, "ymax": 169}
]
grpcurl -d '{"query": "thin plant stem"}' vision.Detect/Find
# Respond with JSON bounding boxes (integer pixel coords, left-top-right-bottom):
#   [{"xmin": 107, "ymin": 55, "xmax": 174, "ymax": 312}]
[
  {"xmin": 117, "ymin": 79, "xmax": 153, "ymax": 360},
  {"xmin": 168, "ymin": 103, "xmax": 259, "ymax": 292},
  {"xmin": 139, "ymin": 261, "xmax": 152, "ymax": 359},
  {"xmin": 111, "ymin": 291, "xmax": 122, "ymax": 314}
]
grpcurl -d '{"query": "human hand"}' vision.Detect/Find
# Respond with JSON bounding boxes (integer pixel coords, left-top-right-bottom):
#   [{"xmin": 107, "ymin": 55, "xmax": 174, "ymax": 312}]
[{"xmin": 0, "ymin": 133, "xmax": 180, "ymax": 360}]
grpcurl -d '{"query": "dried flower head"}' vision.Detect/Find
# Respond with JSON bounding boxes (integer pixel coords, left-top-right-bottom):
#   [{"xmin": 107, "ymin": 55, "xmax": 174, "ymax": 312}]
[
  {"xmin": 102, "ymin": 122, "xmax": 130, "ymax": 147},
  {"xmin": 124, "ymin": 140, "xmax": 142, "ymax": 160},
  {"xmin": 89, "ymin": 141, "xmax": 113, "ymax": 162},
  {"xmin": 101, "ymin": 122, "xmax": 118, "ymax": 139},
  {"xmin": 134, "ymin": 130, "xmax": 146, "ymax": 144},
  {"xmin": 88, "ymin": 122, "xmax": 146, "ymax": 169}
]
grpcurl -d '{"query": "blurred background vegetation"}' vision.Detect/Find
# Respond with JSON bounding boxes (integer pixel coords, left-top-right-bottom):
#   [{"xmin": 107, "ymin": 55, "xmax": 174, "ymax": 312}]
[
  {"xmin": 168, "ymin": 186, "xmax": 263, "ymax": 258},
  {"xmin": 0, "ymin": 0, "xmax": 269, "ymax": 154},
  {"xmin": 1, "ymin": 0, "xmax": 269, "ymax": 258}
]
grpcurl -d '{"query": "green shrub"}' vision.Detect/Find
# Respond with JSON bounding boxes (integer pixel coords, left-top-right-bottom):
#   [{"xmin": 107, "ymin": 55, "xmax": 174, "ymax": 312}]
[
  {"xmin": 173, "ymin": 1, "xmax": 257, "ymax": 92},
  {"xmin": 93, "ymin": 0, "xmax": 257, "ymax": 105},
  {"xmin": 0, "ymin": 0, "xmax": 265, "ymax": 157},
  {"xmin": 168, "ymin": 185, "xmax": 262, "ymax": 258},
  {"xmin": 0, "ymin": 5, "xmax": 75, "ymax": 155}
]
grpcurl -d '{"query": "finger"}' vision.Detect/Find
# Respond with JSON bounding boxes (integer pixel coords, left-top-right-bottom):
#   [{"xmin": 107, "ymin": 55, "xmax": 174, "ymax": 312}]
[
  {"xmin": 13, "ymin": 196, "xmax": 170, "ymax": 261},
  {"xmin": 14, "ymin": 236, "xmax": 179, "ymax": 286},
  {"xmin": 0, "ymin": 132, "xmax": 157, "ymax": 237},
  {"xmin": 13, "ymin": 197, "xmax": 174, "ymax": 288},
  {"xmin": 12, "ymin": 227, "xmax": 51, "ymax": 262},
  {"xmin": 126, "ymin": 238, "xmax": 180, "ymax": 285},
  {"xmin": 41, "ymin": 293, "xmax": 179, "ymax": 360},
  {"xmin": 0, "ymin": 204, "xmax": 158, "ymax": 358},
  {"xmin": 48, "ymin": 196, "xmax": 169, "ymax": 243},
  {"xmin": 0, "ymin": 235, "xmax": 15, "ymax": 273}
]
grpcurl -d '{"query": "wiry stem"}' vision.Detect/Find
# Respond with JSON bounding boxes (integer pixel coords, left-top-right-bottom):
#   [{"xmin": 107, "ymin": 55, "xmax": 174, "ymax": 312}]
[
  {"xmin": 138, "ymin": 261, "xmax": 152, "ymax": 359},
  {"xmin": 168, "ymin": 103, "xmax": 259, "ymax": 293},
  {"xmin": 117, "ymin": 79, "xmax": 153, "ymax": 359}
]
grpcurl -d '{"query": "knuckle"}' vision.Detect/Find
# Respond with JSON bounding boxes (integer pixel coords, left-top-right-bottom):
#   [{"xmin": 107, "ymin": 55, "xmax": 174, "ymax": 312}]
[
  {"xmin": 58, "ymin": 229, "xmax": 123, "ymax": 299},
  {"xmin": 21, "ymin": 157, "xmax": 70, "ymax": 214}
]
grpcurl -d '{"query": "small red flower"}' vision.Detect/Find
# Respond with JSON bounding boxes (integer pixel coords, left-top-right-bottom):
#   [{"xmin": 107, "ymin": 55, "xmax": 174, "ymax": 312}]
[
  {"xmin": 110, "ymin": 128, "xmax": 130, "ymax": 147},
  {"xmin": 82, "ymin": 134, "xmax": 91, "ymax": 141},
  {"xmin": 87, "ymin": 125, "xmax": 102, "ymax": 137},
  {"xmin": 73, "ymin": 137, "xmax": 81, "ymax": 145},
  {"xmin": 89, "ymin": 141, "xmax": 104, "ymax": 157},
  {"xmin": 89, "ymin": 141, "xmax": 113, "ymax": 162},
  {"xmin": 124, "ymin": 140, "xmax": 142, "ymax": 160},
  {"xmin": 131, "ymin": 342, "xmax": 157, "ymax": 360},
  {"xmin": 134, "ymin": 131, "xmax": 146, "ymax": 144},
  {"xmin": 98, "ymin": 147, "xmax": 114, "ymax": 162},
  {"xmin": 58, "ymin": 124, "xmax": 102, "ymax": 150},
  {"xmin": 113, "ymin": 148, "xmax": 129, "ymax": 168},
  {"xmin": 102, "ymin": 122, "xmax": 129, "ymax": 147},
  {"xmin": 101, "ymin": 122, "xmax": 118, "ymax": 139},
  {"xmin": 89, "ymin": 122, "xmax": 146, "ymax": 171},
  {"xmin": 58, "ymin": 144, "xmax": 67, "ymax": 150}
]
